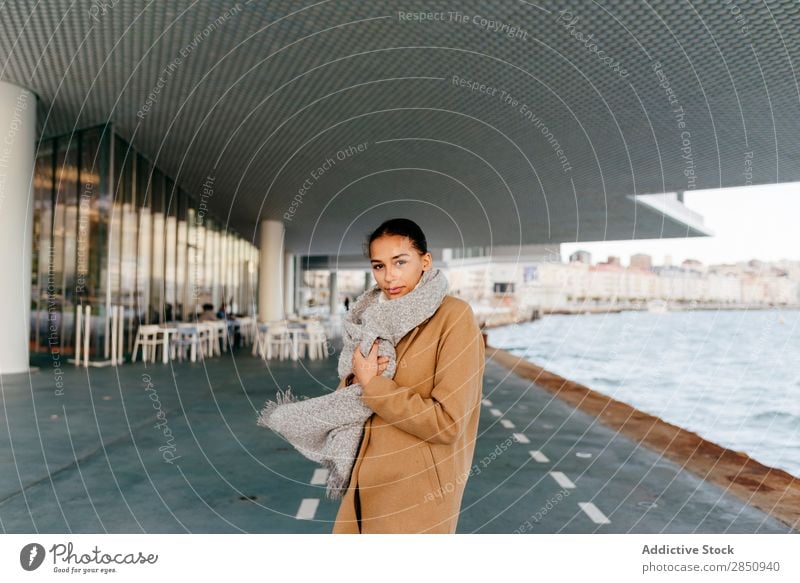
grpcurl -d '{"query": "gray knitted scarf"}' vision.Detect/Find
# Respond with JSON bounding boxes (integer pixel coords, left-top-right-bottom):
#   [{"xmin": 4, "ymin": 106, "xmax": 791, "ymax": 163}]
[{"xmin": 256, "ymin": 267, "xmax": 449, "ymax": 499}]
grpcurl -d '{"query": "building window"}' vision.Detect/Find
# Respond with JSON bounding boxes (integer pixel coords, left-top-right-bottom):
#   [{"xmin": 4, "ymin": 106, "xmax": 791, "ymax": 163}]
[
  {"xmin": 494, "ymin": 282, "xmax": 515, "ymax": 293},
  {"xmin": 30, "ymin": 125, "xmax": 259, "ymax": 360}
]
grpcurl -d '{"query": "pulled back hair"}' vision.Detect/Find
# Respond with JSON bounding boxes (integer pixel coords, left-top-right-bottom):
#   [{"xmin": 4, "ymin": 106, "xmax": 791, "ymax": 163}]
[{"xmin": 363, "ymin": 218, "xmax": 429, "ymax": 259}]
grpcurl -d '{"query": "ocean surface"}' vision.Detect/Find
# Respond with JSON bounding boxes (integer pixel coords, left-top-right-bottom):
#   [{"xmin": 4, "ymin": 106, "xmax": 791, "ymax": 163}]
[{"xmin": 487, "ymin": 308, "xmax": 800, "ymax": 478}]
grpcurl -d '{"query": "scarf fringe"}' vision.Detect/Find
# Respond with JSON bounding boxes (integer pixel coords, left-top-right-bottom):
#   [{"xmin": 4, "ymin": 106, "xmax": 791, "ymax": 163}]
[
  {"xmin": 322, "ymin": 458, "xmax": 349, "ymax": 500},
  {"xmin": 256, "ymin": 386, "xmax": 306, "ymax": 428}
]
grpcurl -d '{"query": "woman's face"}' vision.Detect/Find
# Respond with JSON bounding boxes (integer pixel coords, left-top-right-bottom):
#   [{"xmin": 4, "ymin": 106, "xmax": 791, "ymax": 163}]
[{"xmin": 369, "ymin": 234, "xmax": 432, "ymax": 300}]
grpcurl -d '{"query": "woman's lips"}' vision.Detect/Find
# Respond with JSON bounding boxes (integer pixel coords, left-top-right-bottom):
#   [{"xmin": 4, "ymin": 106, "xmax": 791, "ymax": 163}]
[{"xmin": 388, "ymin": 287, "xmax": 404, "ymax": 294}]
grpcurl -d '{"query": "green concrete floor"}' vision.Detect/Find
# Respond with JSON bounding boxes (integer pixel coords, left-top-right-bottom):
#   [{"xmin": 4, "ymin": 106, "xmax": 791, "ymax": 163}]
[{"xmin": 0, "ymin": 340, "xmax": 794, "ymax": 534}]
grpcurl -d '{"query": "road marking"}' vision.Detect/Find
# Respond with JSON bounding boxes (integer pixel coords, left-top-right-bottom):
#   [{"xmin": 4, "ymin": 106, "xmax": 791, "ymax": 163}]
[
  {"xmin": 482, "ymin": 399, "xmax": 493, "ymax": 406},
  {"xmin": 578, "ymin": 502, "xmax": 611, "ymax": 524},
  {"xmin": 549, "ymin": 471, "xmax": 576, "ymax": 489},
  {"xmin": 310, "ymin": 468, "xmax": 328, "ymax": 485},
  {"xmin": 296, "ymin": 498, "xmax": 319, "ymax": 520},
  {"xmin": 529, "ymin": 450, "xmax": 549, "ymax": 463},
  {"xmin": 500, "ymin": 419, "xmax": 515, "ymax": 428},
  {"xmin": 489, "ymin": 408, "xmax": 502, "ymax": 417},
  {"xmin": 512, "ymin": 432, "xmax": 530, "ymax": 444}
]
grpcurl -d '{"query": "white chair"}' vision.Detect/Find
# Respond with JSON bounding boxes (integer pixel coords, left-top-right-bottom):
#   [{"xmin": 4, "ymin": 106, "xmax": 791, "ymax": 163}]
[
  {"xmin": 300, "ymin": 322, "xmax": 328, "ymax": 360},
  {"xmin": 195, "ymin": 322, "xmax": 215, "ymax": 357},
  {"xmin": 252, "ymin": 323, "xmax": 268, "ymax": 357},
  {"xmin": 321, "ymin": 315, "xmax": 341, "ymax": 339},
  {"xmin": 264, "ymin": 322, "xmax": 293, "ymax": 360},
  {"xmin": 238, "ymin": 317, "xmax": 255, "ymax": 346},
  {"xmin": 171, "ymin": 325, "xmax": 203, "ymax": 362},
  {"xmin": 207, "ymin": 320, "xmax": 228, "ymax": 355},
  {"xmin": 132, "ymin": 325, "xmax": 161, "ymax": 363}
]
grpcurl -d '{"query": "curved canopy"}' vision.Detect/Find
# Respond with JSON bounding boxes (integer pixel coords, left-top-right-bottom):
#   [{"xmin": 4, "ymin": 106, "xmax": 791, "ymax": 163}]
[{"xmin": 2, "ymin": 0, "xmax": 797, "ymax": 253}]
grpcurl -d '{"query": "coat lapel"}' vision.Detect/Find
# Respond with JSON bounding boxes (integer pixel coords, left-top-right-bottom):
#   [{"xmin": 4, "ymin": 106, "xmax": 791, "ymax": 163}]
[
  {"xmin": 395, "ymin": 328, "xmax": 418, "ymax": 363},
  {"xmin": 395, "ymin": 315, "xmax": 432, "ymax": 362}
]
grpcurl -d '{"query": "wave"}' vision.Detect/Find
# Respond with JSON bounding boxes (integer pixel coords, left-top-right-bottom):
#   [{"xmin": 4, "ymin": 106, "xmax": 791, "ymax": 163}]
[
  {"xmin": 589, "ymin": 376, "xmax": 623, "ymax": 386},
  {"xmin": 751, "ymin": 410, "xmax": 800, "ymax": 423}
]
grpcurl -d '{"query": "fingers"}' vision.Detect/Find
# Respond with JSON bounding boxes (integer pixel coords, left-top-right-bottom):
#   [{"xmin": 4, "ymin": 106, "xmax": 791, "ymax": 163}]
[{"xmin": 353, "ymin": 342, "xmax": 388, "ymax": 367}]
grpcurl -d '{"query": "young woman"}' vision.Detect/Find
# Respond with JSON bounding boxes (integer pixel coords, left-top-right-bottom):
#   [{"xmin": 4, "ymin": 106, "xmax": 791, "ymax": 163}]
[{"xmin": 332, "ymin": 218, "xmax": 485, "ymax": 534}]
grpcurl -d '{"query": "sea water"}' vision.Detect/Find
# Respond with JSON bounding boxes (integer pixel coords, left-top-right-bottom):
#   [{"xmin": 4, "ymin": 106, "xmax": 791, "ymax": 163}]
[{"xmin": 487, "ymin": 309, "xmax": 800, "ymax": 478}]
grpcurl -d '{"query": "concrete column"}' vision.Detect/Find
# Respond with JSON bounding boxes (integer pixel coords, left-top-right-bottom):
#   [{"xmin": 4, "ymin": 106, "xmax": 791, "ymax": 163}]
[
  {"xmin": 294, "ymin": 255, "xmax": 302, "ymax": 314},
  {"xmin": 329, "ymin": 270, "xmax": 338, "ymax": 316},
  {"xmin": 283, "ymin": 252, "xmax": 295, "ymax": 316},
  {"xmin": 258, "ymin": 219, "xmax": 285, "ymax": 323},
  {"xmin": 0, "ymin": 81, "xmax": 36, "ymax": 375},
  {"xmin": 364, "ymin": 271, "xmax": 372, "ymax": 291}
]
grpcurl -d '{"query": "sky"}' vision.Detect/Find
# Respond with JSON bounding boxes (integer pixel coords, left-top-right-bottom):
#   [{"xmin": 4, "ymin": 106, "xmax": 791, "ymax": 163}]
[{"xmin": 559, "ymin": 182, "xmax": 800, "ymax": 267}]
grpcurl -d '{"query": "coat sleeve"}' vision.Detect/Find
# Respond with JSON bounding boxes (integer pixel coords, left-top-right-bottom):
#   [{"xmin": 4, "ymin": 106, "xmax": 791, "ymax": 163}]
[{"xmin": 360, "ymin": 302, "xmax": 484, "ymax": 444}]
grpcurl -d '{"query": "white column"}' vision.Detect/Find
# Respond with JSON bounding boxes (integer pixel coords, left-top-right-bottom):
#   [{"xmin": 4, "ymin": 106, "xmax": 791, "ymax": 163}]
[
  {"xmin": 258, "ymin": 219, "xmax": 285, "ymax": 323},
  {"xmin": 294, "ymin": 255, "xmax": 302, "ymax": 315},
  {"xmin": 328, "ymin": 269, "xmax": 338, "ymax": 316},
  {"xmin": 283, "ymin": 252, "xmax": 295, "ymax": 316},
  {"xmin": 0, "ymin": 81, "xmax": 36, "ymax": 375}
]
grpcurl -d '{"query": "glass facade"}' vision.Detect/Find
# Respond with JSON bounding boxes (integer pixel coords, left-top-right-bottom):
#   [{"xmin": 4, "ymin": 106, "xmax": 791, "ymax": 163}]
[{"xmin": 31, "ymin": 124, "xmax": 259, "ymax": 360}]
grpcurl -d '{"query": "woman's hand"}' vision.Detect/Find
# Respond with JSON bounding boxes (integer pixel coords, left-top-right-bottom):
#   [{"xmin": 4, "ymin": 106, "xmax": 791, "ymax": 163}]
[
  {"xmin": 377, "ymin": 355, "xmax": 389, "ymax": 376},
  {"xmin": 352, "ymin": 340, "xmax": 389, "ymax": 387}
]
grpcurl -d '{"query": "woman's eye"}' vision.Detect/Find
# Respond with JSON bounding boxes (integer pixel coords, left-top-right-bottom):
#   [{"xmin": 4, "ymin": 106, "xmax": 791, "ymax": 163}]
[{"xmin": 372, "ymin": 261, "xmax": 404, "ymax": 270}]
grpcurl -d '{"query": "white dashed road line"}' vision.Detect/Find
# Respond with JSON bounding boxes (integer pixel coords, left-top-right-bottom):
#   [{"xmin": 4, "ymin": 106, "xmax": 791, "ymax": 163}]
[
  {"xmin": 549, "ymin": 471, "xmax": 576, "ymax": 489},
  {"xmin": 529, "ymin": 450, "xmax": 550, "ymax": 463},
  {"xmin": 500, "ymin": 419, "xmax": 515, "ymax": 428},
  {"xmin": 310, "ymin": 468, "xmax": 328, "ymax": 485},
  {"xmin": 489, "ymin": 408, "xmax": 502, "ymax": 417},
  {"xmin": 578, "ymin": 502, "xmax": 611, "ymax": 524},
  {"xmin": 296, "ymin": 498, "xmax": 319, "ymax": 520},
  {"xmin": 482, "ymin": 399, "xmax": 493, "ymax": 406},
  {"xmin": 512, "ymin": 432, "xmax": 530, "ymax": 444}
]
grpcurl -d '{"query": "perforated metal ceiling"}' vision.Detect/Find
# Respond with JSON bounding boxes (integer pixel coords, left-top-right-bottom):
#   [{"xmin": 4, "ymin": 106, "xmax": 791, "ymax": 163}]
[{"xmin": 2, "ymin": 0, "xmax": 798, "ymax": 254}]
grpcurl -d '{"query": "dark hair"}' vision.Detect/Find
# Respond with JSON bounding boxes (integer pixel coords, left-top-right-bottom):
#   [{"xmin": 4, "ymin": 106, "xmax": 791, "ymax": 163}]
[{"xmin": 363, "ymin": 218, "xmax": 428, "ymax": 258}]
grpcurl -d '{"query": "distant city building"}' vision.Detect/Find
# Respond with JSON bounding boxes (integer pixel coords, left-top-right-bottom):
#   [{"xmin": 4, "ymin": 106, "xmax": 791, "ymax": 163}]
[
  {"xmin": 432, "ymin": 246, "xmax": 800, "ymax": 313},
  {"xmin": 629, "ymin": 253, "xmax": 652, "ymax": 271},
  {"xmin": 681, "ymin": 259, "xmax": 705, "ymax": 274}
]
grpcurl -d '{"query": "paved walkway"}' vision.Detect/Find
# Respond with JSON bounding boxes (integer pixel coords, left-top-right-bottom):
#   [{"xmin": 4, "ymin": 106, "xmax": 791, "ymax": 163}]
[{"xmin": 0, "ymin": 343, "xmax": 793, "ymax": 533}]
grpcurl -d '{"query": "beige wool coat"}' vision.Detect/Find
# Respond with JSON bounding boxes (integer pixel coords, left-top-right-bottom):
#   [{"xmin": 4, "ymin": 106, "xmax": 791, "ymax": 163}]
[{"xmin": 332, "ymin": 294, "xmax": 485, "ymax": 534}]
